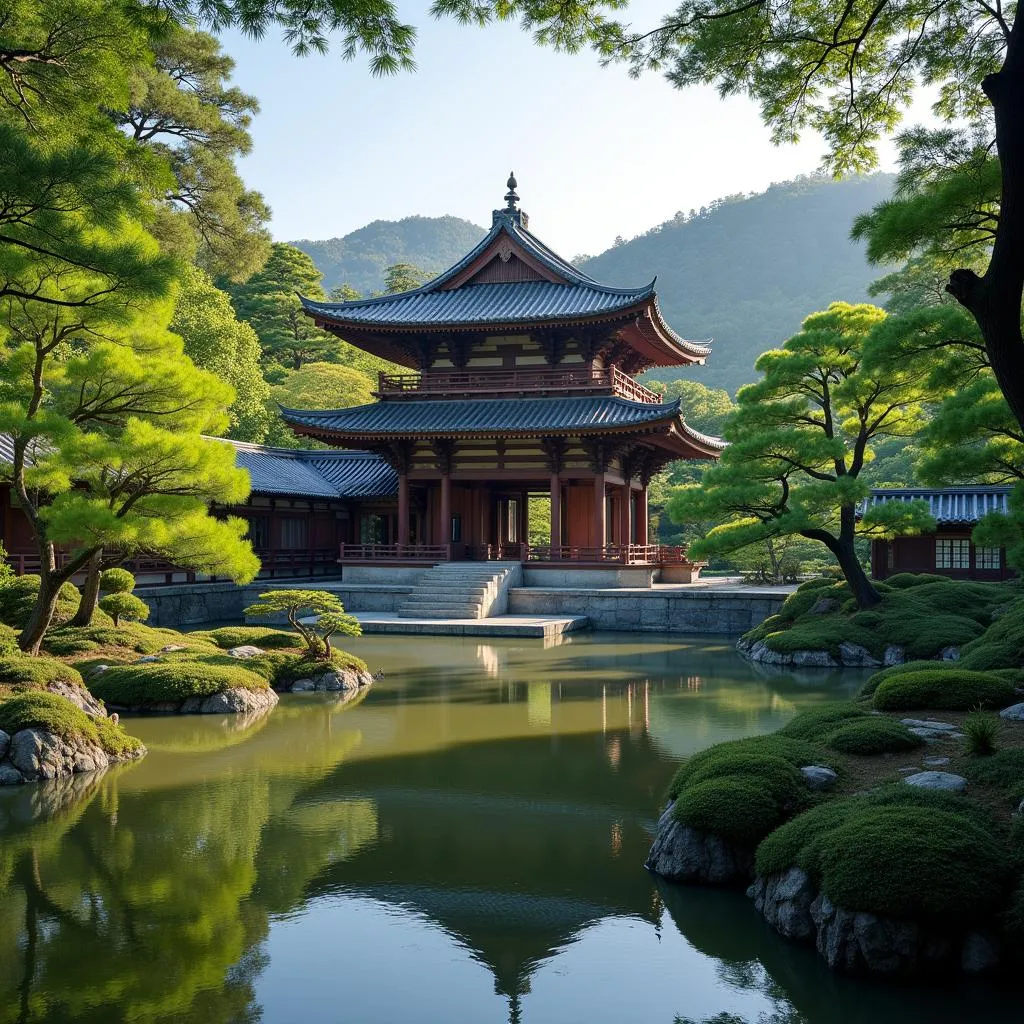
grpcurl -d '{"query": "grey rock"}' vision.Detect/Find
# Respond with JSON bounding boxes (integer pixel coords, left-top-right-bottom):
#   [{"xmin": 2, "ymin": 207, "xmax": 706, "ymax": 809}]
[
  {"xmin": 197, "ymin": 686, "xmax": 279, "ymax": 715},
  {"xmin": 290, "ymin": 678, "xmax": 316, "ymax": 692},
  {"xmin": 10, "ymin": 728, "xmax": 108, "ymax": 781},
  {"xmin": 1017, "ymin": 797, "xmax": 1024, "ymax": 816},
  {"xmin": 45, "ymin": 679, "xmax": 106, "ymax": 717},
  {"xmin": 883, "ymin": 645, "xmax": 906, "ymax": 667},
  {"xmin": 645, "ymin": 806, "xmax": 753, "ymax": 884},
  {"xmin": 0, "ymin": 763, "xmax": 24, "ymax": 786},
  {"xmin": 897, "ymin": 766, "xmax": 919, "ymax": 775},
  {"xmin": 907, "ymin": 728, "xmax": 947, "ymax": 743},
  {"xmin": 998, "ymin": 702, "xmax": 1024, "ymax": 721},
  {"xmin": 791, "ymin": 649, "xmax": 840, "ymax": 668},
  {"xmin": 226, "ymin": 645, "xmax": 265, "ymax": 659},
  {"xmin": 179, "ymin": 696, "xmax": 204, "ymax": 714},
  {"xmin": 801, "ymin": 765, "xmax": 839, "ymax": 791},
  {"xmin": 135, "ymin": 655, "xmax": 161, "ymax": 664},
  {"xmin": 810, "ymin": 894, "xmax": 953, "ymax": 975},
  {"xmin": 838, "ymin": 642, "xmax": 881, "ymax": 667},
  {"xmin": 0, "ymin": 729, "xmax": 9, "ymax": 761},
  {"xmin": 940, "ymin": 646, "xmax": 961, "ymax": 662},
  {"xmin": 159, "ymin": 644, "xmax": 188, "ymax": 653},
  {"xmin": 750, "ymin": 868, "xmax": 817, "ymax": 940},
  {"xmin": 904, "ymin": 771, "xmax": 967, "ymax": 792},
  {"xmin": 286, "ymin": 668, "xmax": 373, "ymax": 693},
  {"xmin": 900, "ymin": 719, "xmax": 957, "ymax": 732},
  {"xmin": 88, "ymin": 664, "xmax": 110, "ymax": 677},
  {"xmin": 961, "ymin": 931, "xmax": 1001, "ymax": 975},
  {"xmin": 808, "ymin": 597, "xmax": 840, "ymax": 616},
  {"xmin": 922, "ymin": 756, "xmax": 951, "ymax": 767}
]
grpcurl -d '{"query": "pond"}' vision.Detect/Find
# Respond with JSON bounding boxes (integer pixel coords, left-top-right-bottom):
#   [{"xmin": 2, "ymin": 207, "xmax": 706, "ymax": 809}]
[{"xmin": 0, "ymin": 632, "xmax": 1017, "ymax": 1024}]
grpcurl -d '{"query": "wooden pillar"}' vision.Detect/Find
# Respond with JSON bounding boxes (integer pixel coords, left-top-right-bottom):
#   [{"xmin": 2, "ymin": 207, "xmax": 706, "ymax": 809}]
[
  {"xmin": 619, "ymin": 484, "xmax": 631, "ymax": 548},
  {"xmin": 397, "ymin": 472, "xmax": 410, "ymax": 547},
  {"xmin": 637, "ymin": 486, "xmax": 649, "ymax": 544},
  {"xmin": 440, "ymin": 473, "xmax": 451, "ymax": 549},
  {"xmin": 550, "ymin": 474, "xmax": 561, "ymax": 552},
  {"xmin": 593, "ymin": 473, "xmax": 606, "ymax": 549}
]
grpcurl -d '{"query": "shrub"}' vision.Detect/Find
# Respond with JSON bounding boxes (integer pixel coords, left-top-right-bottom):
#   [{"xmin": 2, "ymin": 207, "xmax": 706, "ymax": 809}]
[
  {"xmin": 673, "ymin": 777, "xmax": 791, "ymax": 845},
  {"xmin": 683, "ymin": 751, "xmax": 808, "ymax": 810},
  {"xmin": 872, "ymin": 669, "xmax": 1017, "ymax": 711},
  {"xmin": 243, "ymin": 589, "xmax": 361, "ymax": 659},
  {"xmin": 859, "ymin": 661, "xmax": 950, "ymax": 698},
  {"xmin": 963, "ymin": 749, "xmax": 1024, "ymax": 801},
  {"xmin": 98, "ymin": 592, "xmax": 150, "ymax": 628},
  {"xmin": 0, "ymin": 623, "xmax": 15, "ymax": 658},
  {"xmin": 824, "ymin": 718, "xmax": 924, "ymax": 755},
  {"xmin": 99, "ymin": 568, "xmax": 136, "ymax": 594},
  {"xmin": 90, "ymin": 660, "xmax": 268, "ymax": 706},
  {"xmin": 756, "ymin": 788, "xmax": 1010, "ymax": 924},
  {"xmin": 191, "ymin": 626, "xmax": 300, "ymax": 650},
  {"xmin": 0, "ymin": 576, "xmax": 80, "ymax": 630},
  {"xmin": 963, "ymin": 708, "xmax": 1002, "ymax": 756},
  {"xmin": 272, "ymin": 648, "xmax": 369, "ymax": 686},
  {"xmin": 0, "ymin": 655, "xmax": 84, "ymax": 693},
  {"xmin": 779, "ymin": 704, "xmax": 867, "ymax": 741},
  {"xmin": 0, "ymin": 690, "xmax": 142, "ymax": 756},
  {"xmin": 960, "ymin": 601, "xmax": 1024, "ymax": 671}
]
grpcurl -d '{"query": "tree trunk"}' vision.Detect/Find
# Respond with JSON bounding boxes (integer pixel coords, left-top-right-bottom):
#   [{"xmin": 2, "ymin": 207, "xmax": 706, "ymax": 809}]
[
  {"xmin": 70, "ymin": 551, "xmax": 102, "ymax": 627},
  {"xmin": 18, "ymin": 568, "xmax": 60, "ymax": 656},
  {"xmin": 804, "ymin": 506, "xmax": 881, "ymax": 609},
  {"xmin": 948, "ymin": 19, "xmax": 1024, "ymax": 432}
]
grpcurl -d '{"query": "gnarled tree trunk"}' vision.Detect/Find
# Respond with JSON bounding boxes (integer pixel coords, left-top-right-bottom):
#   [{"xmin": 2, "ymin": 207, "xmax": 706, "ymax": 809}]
[
  {"xmin": 803, "ymin": 506, "xmax": 881, "ymax": 610},
  {"xmin": 69, "ymin": 551, "xmax": 103, "ymax": 628}
]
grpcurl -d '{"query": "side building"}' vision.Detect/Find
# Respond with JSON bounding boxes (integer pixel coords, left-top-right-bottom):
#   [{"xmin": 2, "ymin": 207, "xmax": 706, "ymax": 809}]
[{"xmin": 864, "ymin": 487, "xmax": 1015, "ymax": 582}]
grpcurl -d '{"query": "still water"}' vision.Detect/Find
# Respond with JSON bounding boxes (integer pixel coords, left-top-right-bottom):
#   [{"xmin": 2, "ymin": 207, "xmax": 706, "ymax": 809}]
[{"xmin": 0, "ymin": 633, "xmax": 1017, "ymax": 1024}]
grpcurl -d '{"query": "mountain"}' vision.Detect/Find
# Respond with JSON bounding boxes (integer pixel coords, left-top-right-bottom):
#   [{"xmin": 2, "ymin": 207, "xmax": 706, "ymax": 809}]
[
  {"xmin": 290, "ymin": 215, "xmax": 486, "ymax": 295},
  {"xmin": 579, "ymin": 174, "xmax": 894, "ymax": 393}
]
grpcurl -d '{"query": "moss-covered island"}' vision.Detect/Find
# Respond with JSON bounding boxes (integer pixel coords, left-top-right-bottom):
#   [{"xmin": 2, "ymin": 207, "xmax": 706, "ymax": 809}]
[
  {"xmin": 648, "ymin": 573, "xmax": 1024, "ymax": 978},
  {"xmin": 0, "ymin": 576, "xmax": 372, "ymax": 786}
]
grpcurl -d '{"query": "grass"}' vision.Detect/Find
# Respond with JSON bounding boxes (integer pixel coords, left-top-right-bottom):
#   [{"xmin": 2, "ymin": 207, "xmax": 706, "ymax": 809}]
[
  {"xmin": 743, "ymin": 574, "xmax": 1016, "ymax": 662},
  {"xmin": 963, "ymin": 708, "xmax": 1002, "ymax": 756},
  {"xmin": 0, "ymin": 690, "xmax": 143, "ymax": 757},
  {"xmin": 89, "ymin": 660, "xmax": 269, "ymax": 707},
  {"xmin": 0, "ymin": 655, "xmax": 86, "ymax": 697},
  {"xmin": 43, "ymin": 622, "xmax": 218, "ymax": 657},
  {"xmin": 871, "ymin": 669, "xmax": 1017, "ymax": 712},
  {"xmin": 189, "ymin": 626, "xmax": 302, "ymax": 650},
  {"xmin": 960, "ymin": 600, "xmax": 1024, "ymax": 671},
  {"xmin": 778, "ymin": 702, "xmax": 923, "ymax": 755}
]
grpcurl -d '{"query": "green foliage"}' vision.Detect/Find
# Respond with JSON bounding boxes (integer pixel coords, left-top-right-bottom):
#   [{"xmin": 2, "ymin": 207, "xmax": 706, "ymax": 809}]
[
  {"xmin": 99, "ymin": 568, "xmax": 136, "ymax": 594},
  {"xmin": 90, "ymin": 661, "xmax": 269, "ymax": 706},
  {"xmin": 0, "ymin": 624, "xmax": 15, "ymax": 658},
  {"xmin": 43, "ymin": 622, "xmax": 212, "ymax": 658},
  {"xmin": 0, "ymin": 655, "xmax": 85, "ymax": 694},
  {"xmin": 0, "ymin": 691, "xmax": 142, "ymax": 757},
  {"xmin": 824, "ymin": 718, "xmax": 924, "ymax": 755},
  {"xmin": 668, "ymin": 303, "xmax": 932, "ymax": 608},
  {"xmin": 859, "ymin": 660, "xmax": 955, "ymax": 698},
  {"xmin": 382, "ymin": 262, "xmax": 427, "ymax": 293},
  {"xmin": 872, "ymin": 670, "xmax": 1017, "ymax": 712},
  {"xmin": 963, "ymin": 749, "xmax": 1024, "ymax": 802},
  {"xmin": 243, "ymin": 589, "xmax": 361, "ymax": 658},
  {"xmin": 0, "ymin": 577, "xmax": 81, "ymax": 630},
  {"xmin": 756, "ymin": 787, "xmax": 1010, "ymax": 924},
  {"xmin": 778, "ymin": 703, "xmax": 866, "ymax": 741},
  {"xmin": 272, "ymin": 648, "xmax": 370, "ymax": 685},
  {"xmin": 191, "ymin": 626, "xmax": 301, "ymax": 650},
  {"xmin": 963, "ymin": 708, "xmax": 1002, "ymax": 757},
  {"xmin": 272, "ymin": 362, "xmax": 374, "ymax": 411},
  {"xmin": 98, "ymin": 592, "xmax": 151, "ymax": 628},
  {"xmin": 973, "ymin": 485, "xmax": 1024, "ymax": 579},
  {"xmin": 673, "ymin": 777, "xmax": 790, "ymax": 846},
  {"xmin": 960, "ymin": 600, "xmax": 1024, "ymax": 671},
  {"xmin": 0, "ymin": 543, "xmax": 13, "ymax": 589}
]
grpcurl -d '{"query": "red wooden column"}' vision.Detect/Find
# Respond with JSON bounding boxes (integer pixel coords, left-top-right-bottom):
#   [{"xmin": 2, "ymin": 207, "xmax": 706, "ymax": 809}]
[
  {"xmin": 593, "ymin": 473, "xmax": 606, "ymax": 549},
  {"xmin": 397, "ymin": 472, "xmax": 410, "ymax": 547},
  {"xmin": 636, "ymin": 486, "xmax": 649, "ymax": 544},
  {"xmin": 440, "ymin": 473, "xmax": 451, "ymax": 550},
  {"xmin": 618, "ymin": 484, "xmax": 631, "ymax": 547},
  {"xmin": 549, "ymin": 473, "xmax": 561, "ymax": 552}
]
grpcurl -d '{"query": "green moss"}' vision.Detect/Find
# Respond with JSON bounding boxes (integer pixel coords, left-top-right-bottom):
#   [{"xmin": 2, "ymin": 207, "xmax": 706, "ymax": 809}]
[
  {"xmin": 684, "ymin": 751, "xmax": 809, "ymax": 810},
  {"xmin": 44, "ymin": 622, "xmax": 217, "ymax": 657},
  {"xmin": 0, "ymin": 576, "xmax": 81, "ymax": 630},
  {"xmin": 756, "ymin": 787, "xmax": 1010, "ymax": 924},
  {"xmin": 859, "ymin": 661, "xmax": 950, "ymax": 698},
  {"xmin": 673, "ymin": 777, "xmax": 791, "ymax": 845},
  {"xmin": 89, "ymin": 660, "xmax": 268, "ymax": 706},
  {"xmin": 0, "ymin": 623, "xmax": 16, "ymax": 657},
  {"xmin": 190, "ymin": 626, "xmax": 301, "ymax": 650},
  {"xmin": 779, "ymin": 703, "xmax": 867, "ymax": 741},
  {"xmin": 0, "ymin": 655, "xmax": 85, "ymax": 693},
  {"xmin": 963, "ymin": 749, "xmax": 1024, "ymax": 801},
  {"xmin": 823, "ymin": 717, "xmax": 924, "ymax": 755},
  {"xmin": 273, "ymin": 648, "xmax": 369, "ymax": 686},
  {"xmin": 960, "ymin": 601, "xmax": 1024, "ymax": 671},
  {"xmin": 872, "ymin": 669, "xmax": 1017, "ymax": 711},
  {"xmin": 0, "ymin": 690, "xmax": 142, "ymax": 756}
]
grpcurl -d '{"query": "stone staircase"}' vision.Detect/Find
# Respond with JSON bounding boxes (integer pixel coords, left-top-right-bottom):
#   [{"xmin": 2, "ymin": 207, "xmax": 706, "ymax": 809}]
[{"xmin": 397, "ymin": 562, "xmax": 522, "ymax": 620}]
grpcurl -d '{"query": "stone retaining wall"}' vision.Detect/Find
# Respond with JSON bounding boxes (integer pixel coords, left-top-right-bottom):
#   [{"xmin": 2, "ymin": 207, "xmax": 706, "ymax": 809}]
[
  {"xmin": 135, "ymin": 582, "xmax": 248, "ymax": 627},
  {"xmin": 507, "ymin": 587, "xmax": 786, "ymax": 633}
]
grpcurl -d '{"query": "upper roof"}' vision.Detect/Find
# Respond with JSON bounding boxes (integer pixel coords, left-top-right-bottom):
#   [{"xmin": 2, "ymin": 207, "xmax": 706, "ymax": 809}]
[
  {"xmin": 300, "ymin": 181, "xmax": 710, "ymax": 368},
  {"xmin": 282, "ymin": 395, "xmax": 726, "ymax": 458},
  {"xmin": 216, "ymin": 440, "xmax": 396, "ymax": 499},
  {"xmin": 862, "ymin": 486, "xmax": 1013, "ymax": 525}
]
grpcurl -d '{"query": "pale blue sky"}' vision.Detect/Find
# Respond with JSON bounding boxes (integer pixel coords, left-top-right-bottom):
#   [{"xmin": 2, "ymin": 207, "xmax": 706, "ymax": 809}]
[{"xmin": 223, "ymin": 1, "xmax": 909, "ymax": 258}]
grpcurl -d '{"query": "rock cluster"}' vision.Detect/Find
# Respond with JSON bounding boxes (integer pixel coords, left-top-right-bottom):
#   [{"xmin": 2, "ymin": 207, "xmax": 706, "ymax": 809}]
[
  {"xmin": 0, "ymin": 725, "xmax": 144, "ymax": 786},
  {"xmin": 737, "ymin": 637, "xmax": 959, "ymax": 670},
  {"xmin": 644, "ymin": 804, "xmax": 754, "ymax": 885},
  {"xmin": 110, "ymin": 686, "xmax": 280, "ymax": 716},
  {"xmin": 283, "ymin": 665, "xmax": 374, "ymax": 694}
]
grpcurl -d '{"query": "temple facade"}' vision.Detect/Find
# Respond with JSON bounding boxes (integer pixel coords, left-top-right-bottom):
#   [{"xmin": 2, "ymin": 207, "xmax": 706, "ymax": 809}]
[{"xmin": 284, "ymin": 176, "xmax": 724, "ymax": 573}]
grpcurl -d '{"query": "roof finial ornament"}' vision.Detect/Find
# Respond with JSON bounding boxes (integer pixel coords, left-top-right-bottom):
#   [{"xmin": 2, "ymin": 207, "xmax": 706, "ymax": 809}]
[{"xmin": 504, "ymin": 171, "xmax": 519, "ymax": 211}]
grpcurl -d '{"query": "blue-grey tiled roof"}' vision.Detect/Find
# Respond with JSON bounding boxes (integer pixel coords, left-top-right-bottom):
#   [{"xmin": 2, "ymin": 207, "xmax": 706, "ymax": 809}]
[
  {"xmin": 219, "ymin": 440, "xmax": 396, "ymax": 499},
  {"xmin": 282, "ymin": 395, "xmax": 683, "ymax": 437},
  {"xmin": 301, "ymin": 279, "xmax": 654, "ymax": 328},
  {"xmin": 862, "ymin": 487, "xmax": 1013, "ymax": 525}
]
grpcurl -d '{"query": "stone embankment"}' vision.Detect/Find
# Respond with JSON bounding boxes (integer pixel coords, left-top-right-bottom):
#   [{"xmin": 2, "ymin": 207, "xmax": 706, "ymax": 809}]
[
  {"xmin": 0, "ymin": 726, "xmax": 144, "ymax": 785},
  {"xmin": 277, "ymin": 664, "xmax": 374, "ymax": 695}
]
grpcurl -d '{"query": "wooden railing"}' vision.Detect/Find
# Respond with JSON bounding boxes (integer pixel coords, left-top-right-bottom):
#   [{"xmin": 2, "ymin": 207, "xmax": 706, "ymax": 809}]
[
  {"xmin": 340, "ymin": 542, "xmax": 703, "ymax": 567},
  {"xmin": 339, "ymin": 543, "xmax": 453, "ymax": 563},
  {"xmin": 375, "ymin": 365, "xmax": 662, "ymax": 404}
]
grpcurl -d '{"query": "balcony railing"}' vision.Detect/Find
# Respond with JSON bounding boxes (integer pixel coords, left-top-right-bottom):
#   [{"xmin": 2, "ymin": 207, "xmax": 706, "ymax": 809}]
[
  {"xmin": 375, "ymin": 365, "xmax": 662, "ymax": 404},
  {"xmin": 339, "ymin": 542, "xmax": 704, "ymax": 567}
]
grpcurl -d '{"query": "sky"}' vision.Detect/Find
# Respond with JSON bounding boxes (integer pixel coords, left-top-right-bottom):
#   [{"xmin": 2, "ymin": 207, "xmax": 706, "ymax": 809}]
[{"xmin": 222, "ymin": 0, "xmax": 909, "ymax": 258}]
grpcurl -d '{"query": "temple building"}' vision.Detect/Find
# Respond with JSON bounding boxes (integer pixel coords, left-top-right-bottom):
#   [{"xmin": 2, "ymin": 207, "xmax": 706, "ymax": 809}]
[{"xmin": 282, "ymin": 175, "xmax": 724, "ymax": 574}]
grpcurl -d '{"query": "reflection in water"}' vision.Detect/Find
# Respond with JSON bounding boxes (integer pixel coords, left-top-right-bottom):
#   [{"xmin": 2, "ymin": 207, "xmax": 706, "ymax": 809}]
[{"xmin": 0, "ymin": 632, "xmax": 1017, "ymax": 1024}]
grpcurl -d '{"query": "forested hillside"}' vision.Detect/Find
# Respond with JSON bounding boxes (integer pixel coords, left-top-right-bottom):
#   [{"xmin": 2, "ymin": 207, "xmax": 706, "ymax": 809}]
[
  {"xmin": 580, "ymin": 174, "xmax": 894, "ymax": 393},
  {"xmin": 291, "ymin": 215, "xmax": 485, "ymax": 295}
]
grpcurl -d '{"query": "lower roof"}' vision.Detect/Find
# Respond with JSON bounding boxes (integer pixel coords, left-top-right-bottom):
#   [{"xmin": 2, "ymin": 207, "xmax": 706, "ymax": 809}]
[{"xmin": 863, "ymin": 486, "xmax": 1012, "ymax": 525}]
